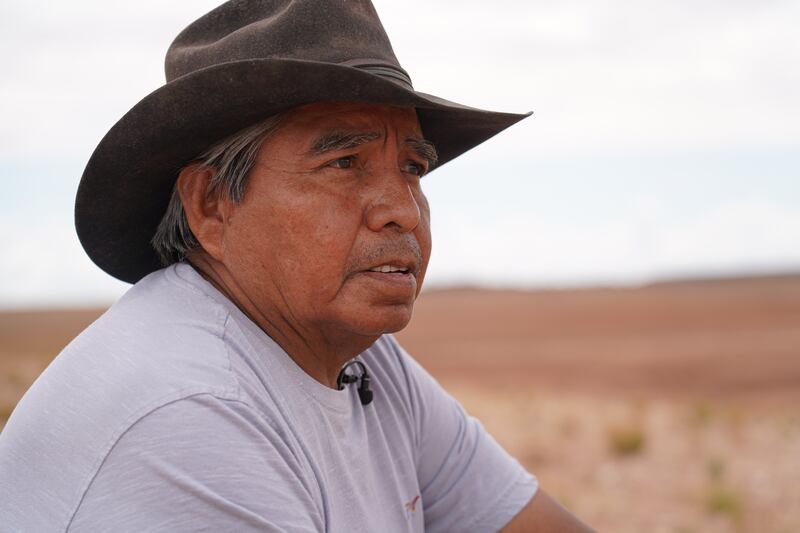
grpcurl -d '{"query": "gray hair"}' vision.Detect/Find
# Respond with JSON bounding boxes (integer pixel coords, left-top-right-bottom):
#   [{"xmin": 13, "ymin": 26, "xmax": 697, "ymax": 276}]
[{"xmin": 151, "ymin": 114, "xmax": 285, "ymax": 266}]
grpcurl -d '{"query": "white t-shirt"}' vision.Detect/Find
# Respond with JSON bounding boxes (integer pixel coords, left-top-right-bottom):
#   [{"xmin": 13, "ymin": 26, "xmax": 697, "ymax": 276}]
[{"xmin": 0, "ymin": 263, "xmax": 537, "ymax": 532}]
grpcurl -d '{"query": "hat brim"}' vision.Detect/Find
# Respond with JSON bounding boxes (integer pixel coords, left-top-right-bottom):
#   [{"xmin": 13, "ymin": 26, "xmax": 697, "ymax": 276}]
[{"xmin": 75, "ymin": 58, "xmax": 531, "ymax": 283}]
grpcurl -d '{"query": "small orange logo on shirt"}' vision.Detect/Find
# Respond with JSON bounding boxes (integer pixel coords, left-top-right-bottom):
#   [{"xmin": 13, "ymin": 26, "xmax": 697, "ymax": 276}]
[{"xmin": 404, "ymin": 495, "xmax": 421, "ymax": 514}]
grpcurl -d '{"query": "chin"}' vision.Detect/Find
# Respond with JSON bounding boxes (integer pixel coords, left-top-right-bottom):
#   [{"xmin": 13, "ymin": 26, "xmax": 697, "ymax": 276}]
[{"xmin": 348, "ymin": 304, "xmax": 415, "ymax": 337}]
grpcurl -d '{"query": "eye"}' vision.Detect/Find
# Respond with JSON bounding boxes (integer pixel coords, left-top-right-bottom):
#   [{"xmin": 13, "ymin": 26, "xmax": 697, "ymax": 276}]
[
  {"xmin": 329, "ymin": 156, "xmax": 356, "ymax": 169},
  {"xmin": 403, "ymin": 160, "xmax": 427, "ymax": 177}
]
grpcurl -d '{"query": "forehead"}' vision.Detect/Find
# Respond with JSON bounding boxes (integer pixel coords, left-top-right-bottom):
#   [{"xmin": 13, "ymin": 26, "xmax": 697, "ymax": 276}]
[{"xmin": 276, "ymin": 102, "xmax": 423, "ymax": 142}]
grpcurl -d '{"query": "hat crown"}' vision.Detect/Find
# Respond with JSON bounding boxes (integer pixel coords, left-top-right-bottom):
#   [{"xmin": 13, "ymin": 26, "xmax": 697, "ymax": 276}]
[{"xmin": 166, "ymin": 0, "xmax": 410, "ymax": 86}]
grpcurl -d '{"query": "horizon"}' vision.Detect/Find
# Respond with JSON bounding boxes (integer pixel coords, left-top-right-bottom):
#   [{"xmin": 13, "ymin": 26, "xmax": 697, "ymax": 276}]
[{"xmin": 2, "ymin": 269, "xmax": 798, "ymax": 313}]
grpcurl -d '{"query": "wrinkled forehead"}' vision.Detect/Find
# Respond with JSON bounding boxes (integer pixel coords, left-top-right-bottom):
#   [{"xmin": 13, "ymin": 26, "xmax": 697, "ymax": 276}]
[{"xmin": 279, "ymin": 101, "xmax": 423, "ymax": 141}]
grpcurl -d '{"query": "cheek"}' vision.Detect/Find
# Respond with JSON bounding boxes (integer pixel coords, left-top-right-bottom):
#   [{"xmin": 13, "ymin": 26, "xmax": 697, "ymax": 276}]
[{"xmin": 270, "ymin": 195, "xmax": 364, "ymax": 279}]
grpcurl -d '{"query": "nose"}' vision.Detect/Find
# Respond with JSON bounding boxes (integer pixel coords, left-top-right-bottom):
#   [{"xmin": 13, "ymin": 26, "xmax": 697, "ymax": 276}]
[{"xmin": 364, "ymin": 168, "xmax": 422, "ymax": 233}]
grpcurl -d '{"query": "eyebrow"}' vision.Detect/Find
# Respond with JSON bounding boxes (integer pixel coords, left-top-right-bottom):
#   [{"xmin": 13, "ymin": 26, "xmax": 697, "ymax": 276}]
[
  {"xmin": 307, "ymin": 130, "xmax": 439, "ymax": 168},
  {"xmin": 406, "ymin": 137, "xmax": 439, "ymax": 167},
  {"xmin": 308, "ymin": 131, "xmax": 382, "ymax": 155}
]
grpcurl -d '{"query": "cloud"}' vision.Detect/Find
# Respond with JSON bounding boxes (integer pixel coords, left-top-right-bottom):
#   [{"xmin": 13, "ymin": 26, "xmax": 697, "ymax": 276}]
[
  {"xmin": 424, "ymin": 198, "xmax": 800, "ymax": 288},
  {"xmin": 377, "ymin": 0, "xmax": 800, "ymax": 155},
  {"xmin": 2, "ymin": 0, "xmax": 799, "ymax": 161}
]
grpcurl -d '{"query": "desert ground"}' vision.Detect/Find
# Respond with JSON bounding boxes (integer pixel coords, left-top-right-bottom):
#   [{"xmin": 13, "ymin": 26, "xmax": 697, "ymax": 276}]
[{"xmin": 2, "ymin": 274, "xmax": 799, "ymax": 532}]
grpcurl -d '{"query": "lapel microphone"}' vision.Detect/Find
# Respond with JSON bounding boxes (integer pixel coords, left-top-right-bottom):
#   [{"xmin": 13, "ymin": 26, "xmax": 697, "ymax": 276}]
[{"xmin": 336, "ymin": 360, "xmax": 373, "ymax": 406}]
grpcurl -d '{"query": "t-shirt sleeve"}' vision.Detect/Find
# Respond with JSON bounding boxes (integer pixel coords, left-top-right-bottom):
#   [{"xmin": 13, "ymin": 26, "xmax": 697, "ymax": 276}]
[
  {"xmin": 68, "ymin": 394, "xmax": 322, "ymax": 533},
  {"xmin": 398, "ymin": 344, "xmax": 538, "ymax": 533}
]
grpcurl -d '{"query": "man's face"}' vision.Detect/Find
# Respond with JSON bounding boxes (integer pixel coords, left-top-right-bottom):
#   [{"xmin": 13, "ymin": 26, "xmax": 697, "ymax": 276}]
[{"xmin": 219, "ymin": 102, "xmax": 434, "ymax": 341}]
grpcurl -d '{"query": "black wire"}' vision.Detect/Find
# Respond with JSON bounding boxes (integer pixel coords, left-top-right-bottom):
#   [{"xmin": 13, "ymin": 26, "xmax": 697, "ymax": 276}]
[{"xmin": 336, "ymin": 360, "xmax": 368, "ymax": 390}]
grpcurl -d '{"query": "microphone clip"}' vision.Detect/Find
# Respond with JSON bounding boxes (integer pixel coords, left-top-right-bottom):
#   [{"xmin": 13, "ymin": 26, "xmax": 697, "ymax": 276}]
[{"xmin": 336, "ymin": 360, "xmax": 373, "ymax": 406}]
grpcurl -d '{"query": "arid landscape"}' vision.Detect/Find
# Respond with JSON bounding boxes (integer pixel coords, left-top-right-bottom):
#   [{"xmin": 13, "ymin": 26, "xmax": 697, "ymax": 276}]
[{"xmin": 2, "ymin": 275, "xmax": 799, "ymax": 532}]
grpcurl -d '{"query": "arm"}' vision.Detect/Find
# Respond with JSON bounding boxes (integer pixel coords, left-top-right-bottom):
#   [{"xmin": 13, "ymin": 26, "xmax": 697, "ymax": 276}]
[{"xmin": 501, "ymin": 489, "xmax": 595, "ymax": 533}]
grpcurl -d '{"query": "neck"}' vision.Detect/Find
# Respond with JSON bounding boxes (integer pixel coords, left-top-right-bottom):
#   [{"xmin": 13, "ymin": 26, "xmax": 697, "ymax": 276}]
[{"xmin": 186, "ymin": 253, "xmax": 376, "ymax": 388}]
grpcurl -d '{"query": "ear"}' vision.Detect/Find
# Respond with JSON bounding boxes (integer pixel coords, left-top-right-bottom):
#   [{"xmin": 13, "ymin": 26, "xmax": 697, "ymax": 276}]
[{"xmin": 176, "ymin": 163, "xmax": 229, "ymax": 262}]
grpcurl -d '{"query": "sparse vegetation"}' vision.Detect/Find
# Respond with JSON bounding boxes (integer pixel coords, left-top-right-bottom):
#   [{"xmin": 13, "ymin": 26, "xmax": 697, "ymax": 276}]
[
  {"xmin": 607, "ymin": 423, "xmax": 646, "ymax": 457},
  {"xmin": 703, "ymin": 484, "xmax": 744, "ymax": 522},
  {"xmin": 701, "ymin": 454, "xmax": 744, "ymax": 523}
]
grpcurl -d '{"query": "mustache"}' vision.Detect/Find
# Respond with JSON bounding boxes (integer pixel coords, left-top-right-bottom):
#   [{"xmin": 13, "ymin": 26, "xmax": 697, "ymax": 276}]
[{"xmin": 346, "ymin": 235, "xmax": 424, "ymax": 274}]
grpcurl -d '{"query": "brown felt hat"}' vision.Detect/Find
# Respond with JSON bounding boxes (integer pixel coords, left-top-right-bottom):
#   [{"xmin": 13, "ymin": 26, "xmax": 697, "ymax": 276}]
[{"xmin": 75, "ymin": 0, "xmax": 531, "ymax": 284}]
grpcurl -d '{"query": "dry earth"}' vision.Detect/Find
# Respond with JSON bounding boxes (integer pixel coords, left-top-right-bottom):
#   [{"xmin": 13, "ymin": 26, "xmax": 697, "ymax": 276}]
[{"xmin": 2, "ymin": 275, "xmax": 799, "ymax": 532}]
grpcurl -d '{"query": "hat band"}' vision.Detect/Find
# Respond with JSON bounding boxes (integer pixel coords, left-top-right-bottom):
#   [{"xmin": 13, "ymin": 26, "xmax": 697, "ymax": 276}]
[{"xmin": 340, "ymin": 59, "xmax": 414, "ymax": 91}]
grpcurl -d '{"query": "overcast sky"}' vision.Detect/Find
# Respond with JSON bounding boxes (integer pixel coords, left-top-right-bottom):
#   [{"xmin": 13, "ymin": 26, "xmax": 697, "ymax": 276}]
[{"xmin": 1, "ymin": 1, "xmax": 799, "ymax": 308}]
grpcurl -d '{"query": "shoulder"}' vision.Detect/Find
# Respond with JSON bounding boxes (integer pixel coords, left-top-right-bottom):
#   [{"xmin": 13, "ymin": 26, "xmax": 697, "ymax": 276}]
[
  {"xmin": 68, "ymin": 393, "xmax": 323, "ymax": 532},
  {"xmin": 364, "ymin": 338, "xmax": 538, "ymax": 533},
  {"xmin": 0, "ymin": 265, "xmax": 244, "ymax": 532},
  {"xmin": 29, "ymin": 264, "xmax": 241, "ymax": 417}
]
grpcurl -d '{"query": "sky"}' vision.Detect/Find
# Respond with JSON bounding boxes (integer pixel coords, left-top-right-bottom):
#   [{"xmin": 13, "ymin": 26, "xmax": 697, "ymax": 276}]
[{"xmin": 1, "ymin": 0, "xmax": 799, "ymax": 308}]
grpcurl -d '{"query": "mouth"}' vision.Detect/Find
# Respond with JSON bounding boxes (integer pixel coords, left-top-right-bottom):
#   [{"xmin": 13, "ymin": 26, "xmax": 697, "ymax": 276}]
[
  {"xmin": 366, "ymin": 264, "xmax": 412, "ymax": 275},
  {"xmin": 354, "ymin": 258, "xmax": 420, "ymax": 292}
]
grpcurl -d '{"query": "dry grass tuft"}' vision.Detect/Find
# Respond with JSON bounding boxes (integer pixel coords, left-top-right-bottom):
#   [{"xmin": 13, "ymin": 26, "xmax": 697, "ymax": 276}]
[
  {"xmin": 701, "ymin": 454, "xmax": 744, "ymax": 524},
  {"xmin": 607, "ymin": 423, "xmax": 646, "ymax": 457},
  {"xmin": 703, "ymin": 484, "xmax": 744, "ymax": 522}
]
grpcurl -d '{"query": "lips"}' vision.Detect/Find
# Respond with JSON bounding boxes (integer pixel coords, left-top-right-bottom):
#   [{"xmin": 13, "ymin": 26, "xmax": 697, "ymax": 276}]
[
  {"xmin": 358, "ymin": 261, "xmax": 417, "ymax": 292},
  {"xmin": 367, "ymin": 264, "xmax": 410, "ymax": 274},
  {"xmin": 360, "ymin": 254, "xmax": 419, "ymax": 278}
]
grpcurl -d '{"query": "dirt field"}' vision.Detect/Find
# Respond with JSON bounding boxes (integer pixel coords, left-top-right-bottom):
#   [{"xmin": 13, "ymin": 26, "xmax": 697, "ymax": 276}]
[{"xmin": 2, "ymin": 275, "xmax": 799, "ymax": 532}]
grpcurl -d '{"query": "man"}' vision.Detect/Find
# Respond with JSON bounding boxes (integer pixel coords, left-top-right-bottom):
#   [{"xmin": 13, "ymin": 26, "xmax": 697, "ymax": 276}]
[{"xmin": 0, "ymin": 1, "xmax": 592, "ymax": 531}]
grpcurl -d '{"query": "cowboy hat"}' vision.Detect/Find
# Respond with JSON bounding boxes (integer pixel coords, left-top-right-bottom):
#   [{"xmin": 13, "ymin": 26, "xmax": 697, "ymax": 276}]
[{"xmin": 75, "ymin": 0, "xmax": 531, "ymax": 283}]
